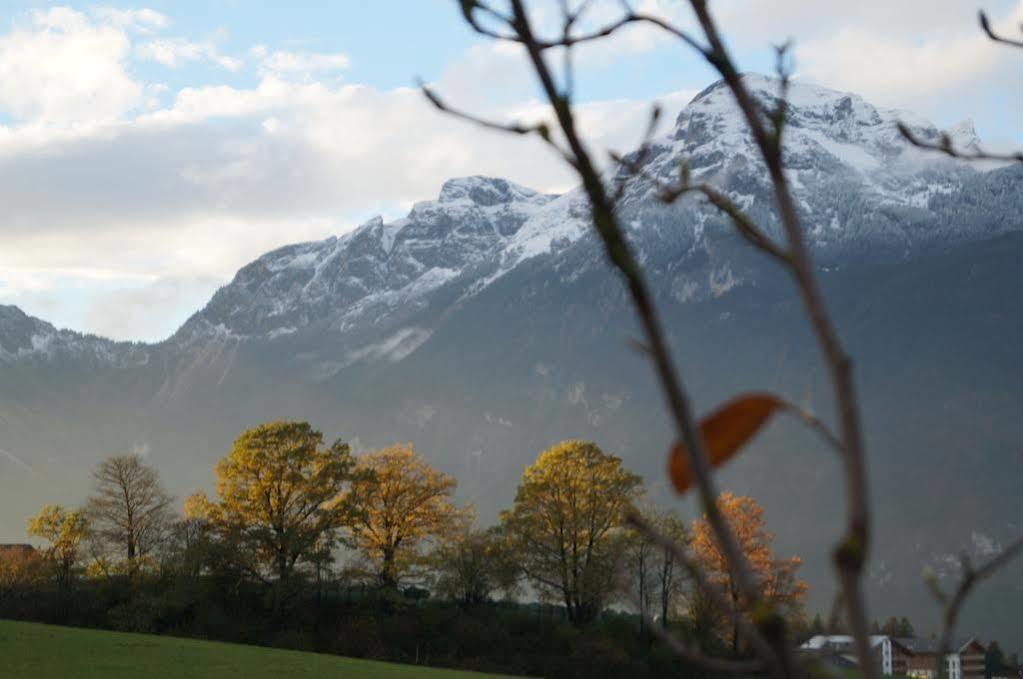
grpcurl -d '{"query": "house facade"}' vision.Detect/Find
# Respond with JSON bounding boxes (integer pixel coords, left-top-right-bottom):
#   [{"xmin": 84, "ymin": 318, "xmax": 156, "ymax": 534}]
[{"xmin": 801, "ymin": 634, "xmax": 986, "ymax": 679}]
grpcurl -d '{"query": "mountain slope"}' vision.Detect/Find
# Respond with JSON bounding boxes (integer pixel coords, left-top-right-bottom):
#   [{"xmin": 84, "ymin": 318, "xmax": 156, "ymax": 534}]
[{"xmin": 2, "ymin": 75, "xmax": 1022, "ymax": 646}]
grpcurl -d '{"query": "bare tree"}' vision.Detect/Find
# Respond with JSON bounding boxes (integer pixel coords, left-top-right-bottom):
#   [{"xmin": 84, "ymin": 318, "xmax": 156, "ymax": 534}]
[
  {"xmin": 425, "ymin": 1, "xmax": 1023, "ymax": 675},
  {"xmin": 928, "ymin": 536, "xmax": 1023, "ymax": 678},
  {"xmin": 86, "ymin": 454, "xmax": 172, "ymax": 569},
  {"xmin": 425, "ymin": 1, "xmax": 860, "ymax": 675},
  {"xmin": 895, "ymin": 10, "xmax": 1023, "ymax": 676},
  {"xmin": 622, "ymin": 507, "xmax": 689, "ymax": 630}
]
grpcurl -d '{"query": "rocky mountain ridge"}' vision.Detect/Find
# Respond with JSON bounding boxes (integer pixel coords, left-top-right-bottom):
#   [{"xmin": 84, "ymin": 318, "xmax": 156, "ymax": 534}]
[{"xmin": 4, "ymin": 75, "xmax": 1013, "ymax": 362}]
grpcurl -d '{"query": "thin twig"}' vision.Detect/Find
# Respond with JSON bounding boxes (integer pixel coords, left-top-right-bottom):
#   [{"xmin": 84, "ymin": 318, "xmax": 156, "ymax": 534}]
[
  {"xmin": 420, "ymin": 82, "xmax": 574, "ymax": 163},
  {"xmin": 897, "ymin": 123, "xmax": 1023, "ymax": 163},
  {"xmin": 615, "ymin": 544, "xmax": 766, "ymax": 675},
  {"xmin": 826, "ymin": 591, "xmax": 845, "ymax": 634},
  {"xmin": 625, "ymin": 588, "xmax": 767, "ymax": 674},
  {"xmin": 502, "ymin": 2, "xmax": 792, "ymax": 673},
  {"xmin": 895, "ymin": 11, "xmax": 1022, "ymax": 163},
  {"xmin": 626, "ymin": 509, "xmax": 766, "ymax": 660},
  {"xmin": 777, "ymin": 400, "xmax": 844, "ymax": 456},
  {"xmin": 980, "ymin": 10, "xmax": 1023, "ymax": 48},
  {"xmin": 609, "ymin": 105, "xmax": 662, "ymax": 204},
  {"xmin": 608, "ymin": 149, "xmax": 791, "ymax": 266},
  {"xmin": 933, "ymin": 534, "xmax": 1023, "ymax": 677},
  {"xmin": 686, "ymin": 3, "xmax": 874, "ymax": 675},
  {"xmin": 460, "ymin": 0, "xmax": 709, "ymax": 54}
]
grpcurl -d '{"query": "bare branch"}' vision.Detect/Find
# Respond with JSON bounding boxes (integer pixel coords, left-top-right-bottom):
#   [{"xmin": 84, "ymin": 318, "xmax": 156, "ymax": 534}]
[
  {"xmin": 460, "ymin": 0, "xmax": 709, "ymax": 54},
  {"xmin": 933, "ymin": 534, "xmax": 1023, "ymax": 676},
  {"xmin": 497, "ymin": 4, "xmax": 793, "ymax": 671},
  {"xmin": 894, "ymin": 11, "xmax": 1022, "ymax": 164},
  {"xmin": 777, "ymin": 400, "xmax": 844, "ymax": 456},
  {"xmin": 768, "ymin": 41, "xmax": 794, "ymax": 145},
  {"xmin": 458, "ymin": 1, "xmax": 520, "ymax": 42},
  {"xmin": 686, "ymin": 182, "xmax": 790, "ymax": 265},
  {"xmin": 616, "ymin": 537, "xmax": 766, "ymax": 675},
  {"xmin": 609, "ymin": 104, "xmax": 663, "ymax": 204},
  {"xmin": 609, "ymin": 149, "xmax": 790, "ymax": 266},
  {"xmin": 421, "ymin": 83, "xmax": 539, "ymax": 137},
  {"xmin": 626, "ymin": 509, "xmax": 768, "ymax": 662},
  {"xmin": 827, "ymin": 591, "xmax": 845, "ymax": 634},
  {"xmin": 897, "ymin": 123, "xmax": 1023, "ymax": 163},
  {"xmin": 685, "ymin": 1, "xmax": 875, "ymax": 674},
  {"xmin": 420, "ymin": 82, "xmax": 574, "ymax": 164},
  {"xmin": 980, "ymin": 10, "xmax": 1023, "ymax": 48},
  {"xmin": 629, "ymin": 591, "xmax": 767, "ymax": 674}
]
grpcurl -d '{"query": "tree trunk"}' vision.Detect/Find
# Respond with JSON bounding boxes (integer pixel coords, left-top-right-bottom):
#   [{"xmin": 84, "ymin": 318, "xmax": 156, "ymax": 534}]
[
  {"xmin": 731, "ymin": 586, "xmax": 740, "ymax": 656},
  {"xmin": 661, "ymin": 594, "xmax": 669, "ymax": 629},
  {"xmin": 381, "ymin": 547, "xmax": 397, "ymax": 589}
]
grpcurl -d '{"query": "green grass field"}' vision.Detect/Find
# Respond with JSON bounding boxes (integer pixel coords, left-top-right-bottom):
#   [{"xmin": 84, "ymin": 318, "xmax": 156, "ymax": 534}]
[{"xmin": 0, "ymin": 619, "xmax": 519, "ymax": 678}]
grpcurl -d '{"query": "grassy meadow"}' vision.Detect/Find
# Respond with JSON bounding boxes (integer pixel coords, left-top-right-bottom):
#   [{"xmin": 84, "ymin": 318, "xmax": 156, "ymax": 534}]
[{"xmin": 0, "ymin": 619, "xmax": 520, "ymax": 679}]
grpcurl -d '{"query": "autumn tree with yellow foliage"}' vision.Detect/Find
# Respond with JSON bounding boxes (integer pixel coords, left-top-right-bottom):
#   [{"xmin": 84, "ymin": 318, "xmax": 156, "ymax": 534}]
[
  {"xmin": 690, "ymin": 492, "xmax": 808, "ymax": 654},
  {"xmin": 193, "ymin": 421, "xmax": 354, "ymax": 597},
  {"xmin": 501, "ymin": 440, "xmax": 642, "ymax": 625},
  {"xmin": 26, "ymin": 504, "xmax": 89, "ymax": 593},
  {"xmin": 346, "ymin": 443, "xmax": 466, "ymax": 589}
]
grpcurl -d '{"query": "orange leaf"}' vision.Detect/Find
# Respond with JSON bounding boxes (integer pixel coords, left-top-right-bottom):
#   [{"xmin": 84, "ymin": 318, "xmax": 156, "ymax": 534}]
[{"xmin": 668, "ymin": 393, "xmax": 782, "ymax": 493}]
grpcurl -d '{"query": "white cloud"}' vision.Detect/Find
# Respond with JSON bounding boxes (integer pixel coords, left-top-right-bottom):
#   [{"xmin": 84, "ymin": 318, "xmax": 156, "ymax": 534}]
[
  {"xmin": 710, "ymin": 0, "xmax": 1023, "ymax": 130},
  {"xmin": 258, "ymin": 49, "xmax": 351, "ymax": 78},
  {"xmin": 136, "ymin": 37, "xmax": 204, "ymax": 66},
  {"xmin": 0, "ymin": 0, "xmax": 1019, "ymax": 341},
  {"xmin": 795, "ymin": 28, "xmax": 1003, "ymax": 108},
  {"xmin": 0, "ymin": 8, "xmax": 143, "ymax": 123},
  {"xmin": 0, "ymin": 58, "xmax": 693, "ymax": 339},
  {"xmin": 92, "ymin": 7, "xmax": 169, "ymax": 34},
  {"xmin": 136, "ymin": 37, "xmax": 244, "ymax": 71}
]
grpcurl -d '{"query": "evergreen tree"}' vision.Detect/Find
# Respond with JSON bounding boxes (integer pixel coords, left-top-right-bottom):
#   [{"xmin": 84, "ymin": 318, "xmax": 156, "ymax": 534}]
[{"xmin": 987, "ymin": 641, "xmax": 1006, "ymax": 679}]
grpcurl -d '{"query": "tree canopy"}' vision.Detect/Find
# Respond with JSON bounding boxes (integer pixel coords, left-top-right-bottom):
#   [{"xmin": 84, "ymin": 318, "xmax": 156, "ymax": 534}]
[
  {"xmin": 203, "ymin": 421, "xmax": 354, "ymax": 589},
  {"xmin": 690, "ymin": 492, "xmax": 808, "ymax": 652},
  {"xmin": 85, "ymin": 454, "xmax": 172, "ymax": 572},
  {"xmin": 346, "ymin": 443, "xmax": 466, "ymax": 588},
  {"xmin": 26, "ymin": 504, "xmax": 89, "ymax": 591},
  {"xmin": 500, "ymin": 439, "xmax": 642, "ymax": 624}
]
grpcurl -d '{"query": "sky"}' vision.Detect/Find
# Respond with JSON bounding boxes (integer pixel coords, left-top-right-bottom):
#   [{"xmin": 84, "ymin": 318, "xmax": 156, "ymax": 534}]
[{"xmin": 0, "ymin": 0, "xmax": 1021, "ymax": 342}]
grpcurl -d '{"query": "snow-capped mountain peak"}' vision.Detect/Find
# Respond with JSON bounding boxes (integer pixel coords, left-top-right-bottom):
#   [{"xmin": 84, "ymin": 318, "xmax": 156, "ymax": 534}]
[
  {"xmin": 945, "ymin": 119, "xmax": 981, "ymax": 153},
  {"xmin": 175, "ymin": 176, "xmax": 558, "ymax": 342},
  {"xmin": 6, "ymin": 76, "xmax": 1018, "ymax": 363},
  {"xmin": 0, "ymin": 304, "xmax": 147, "ymax": 366},
  {"xmin": 667, "ymin": 74, "xmax": 973, "ymax": 184}
]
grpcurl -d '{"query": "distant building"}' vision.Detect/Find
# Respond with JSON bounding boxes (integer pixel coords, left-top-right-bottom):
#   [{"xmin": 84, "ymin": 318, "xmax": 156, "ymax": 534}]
[
  {"xmin": 893, "ymin": 637, "xmax": 986, "ymax": 679},
  {"xmin": 801, "ymin": 635, "xmax": 986, "ymax": 679},
  {"xmin": 0, "ymin": 544, "xmax": 36, "ymax": 559},
  {"xmin": 801, "ymin": 635, "xmax": 895, "ymax": 675}
]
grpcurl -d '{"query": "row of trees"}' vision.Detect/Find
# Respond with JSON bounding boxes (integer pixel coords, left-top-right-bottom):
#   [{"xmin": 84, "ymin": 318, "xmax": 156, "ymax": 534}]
[{"xmin": 18, "ymin": 421, "xmax": 807, "ymax": 648}]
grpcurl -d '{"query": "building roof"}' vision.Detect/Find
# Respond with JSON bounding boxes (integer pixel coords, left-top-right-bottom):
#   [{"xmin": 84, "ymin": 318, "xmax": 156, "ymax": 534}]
[
  {"xmin": 892, "ymin": 637, "xmax": 985, "ymax": 656},
  {"xmin": 0, "ymin": 543, "xmax": 36, "ymax": 556},
  {"xmin": 802, "ymin": 635, "xmax": 985, "ymax": 659},
  {"xmin": 801, "ymin": 635, "xmax": 890, "ymax": 650}
]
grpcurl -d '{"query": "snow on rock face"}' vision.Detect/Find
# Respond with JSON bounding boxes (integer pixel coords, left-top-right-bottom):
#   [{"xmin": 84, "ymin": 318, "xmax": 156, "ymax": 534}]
[
  {"xmin": 605, "ymin": 74, "xmax": 988, "ymax": 255},
  {"xmin": 140, "ymin": 78, "xmax": 1015, "ymax": 350},
  {"xmin": 497, "ymin": 189, "xmax": 592, "ymax": 273},
  {"xmin": 0, "ymin": 305, "xmax": 147, "ymax": 366},
  {"xmin": 177, "ymin": 176, "xmax": 557, "ymax": 341},
  {"xmin": 674, "ymin": 75, "xmax": 932, "ymax": 167},
  {"xmin": 659, "ymin": 74, "xmax": 974, "ymax": 197},
  {"xmin": 4, "ymin": 77, "xmax": 1015, "ymax": 366},
  {"xmin": 945, "ymin": 119, "xmax": 981, "ymax": 153}
]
